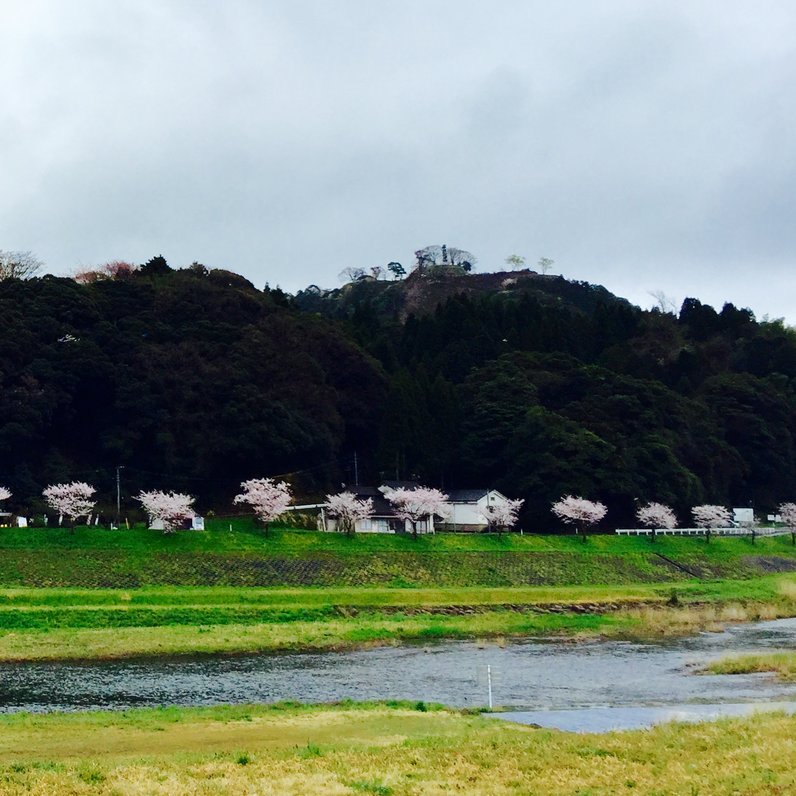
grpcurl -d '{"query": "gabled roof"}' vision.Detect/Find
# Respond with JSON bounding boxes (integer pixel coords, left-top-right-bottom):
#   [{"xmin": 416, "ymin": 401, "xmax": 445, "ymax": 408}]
[
  {"xmin": 380, "ymin": 481, "xmax": 421, "ymax": 491},
  {"xmin": 447, "ymin": 489, "xmax": 490, "ymax": 503}
]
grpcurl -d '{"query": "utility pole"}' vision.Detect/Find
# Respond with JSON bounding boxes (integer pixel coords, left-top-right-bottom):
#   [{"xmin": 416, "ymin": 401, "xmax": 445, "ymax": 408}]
[
  {"xmin": 354, "ymin": 452, "xmax": 359, "ymax": 487},
  {"xmin": 116, "ymin": 465, "xmax": 125, "ymax": 523}
]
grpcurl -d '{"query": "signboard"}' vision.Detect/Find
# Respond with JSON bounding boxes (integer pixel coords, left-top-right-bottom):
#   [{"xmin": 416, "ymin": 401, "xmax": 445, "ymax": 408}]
[
  {"xmin": 16, "ymin": 516, "xmax": 27, "ymax": 528},
  {"xmin": 191, "ymin": 516, "xmax": 205, "ymax": 531},
  {"xmin": 732, "ymin": 508, "xmax": 754, "ymax": 526}
]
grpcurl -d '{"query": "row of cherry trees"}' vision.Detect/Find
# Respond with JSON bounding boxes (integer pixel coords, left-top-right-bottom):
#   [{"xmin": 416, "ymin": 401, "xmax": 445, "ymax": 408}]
[
  {"xmin": 0, "ymin": 479, "xmax": 525, "ymax": 537},
  {"xmin": 3, "ymin": 481, "xmax": 796, "ymax": 543},
  {"xmin": 553, "ymin": 495, "xmax": 796, "ymax": 544}
]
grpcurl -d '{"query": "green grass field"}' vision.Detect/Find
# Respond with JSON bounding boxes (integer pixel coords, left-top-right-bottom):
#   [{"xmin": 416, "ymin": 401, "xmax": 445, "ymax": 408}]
[
  {"xmin": 0, "ymin": 575, "xmax": 792, "ymax": 661},
  {"xmin": 0, "ymin": 702, "xmax": 793, "ymax": 794},
  {"xmin": 0, "ymin": 520, "xmax": 793, "ymax": 588},
  {"xmin": 0, "ymin": 523, "xmax": 793, "ymax": 660}
]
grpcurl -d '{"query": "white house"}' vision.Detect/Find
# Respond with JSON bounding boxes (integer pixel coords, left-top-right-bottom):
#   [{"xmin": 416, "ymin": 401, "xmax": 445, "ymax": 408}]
[
  {"xmin": 442, "ymin": 489, "xmax": 514, "ymax": 532},
  {"xmin": 321, "ymin": 486, "xmax": 436, "ymax": 534},
  {"xmin": 319, "ymin": 485, "xmax": 516, "ymax": 534}
]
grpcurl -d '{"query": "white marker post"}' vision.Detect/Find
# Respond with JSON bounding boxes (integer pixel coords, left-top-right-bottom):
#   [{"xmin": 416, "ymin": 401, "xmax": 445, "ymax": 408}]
[{"xmin": 487, "ymin": 664, "xmax": 493, "ymax": 710}]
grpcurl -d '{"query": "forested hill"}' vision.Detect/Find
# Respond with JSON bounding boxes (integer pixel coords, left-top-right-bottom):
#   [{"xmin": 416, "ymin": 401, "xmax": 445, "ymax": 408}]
[{"xmin": 2, "ymin": 261, "xmax": 796, "ymax": 528}]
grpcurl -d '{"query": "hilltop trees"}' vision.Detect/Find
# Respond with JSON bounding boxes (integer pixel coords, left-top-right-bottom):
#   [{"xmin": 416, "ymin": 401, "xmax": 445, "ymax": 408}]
[
  {"xmin": 0, "ymin": 250, "xmax": 43, "ymax": 280},
  {"xmin": 137, "ymin": 490, "xmax": 195, "ymax": 533},
  {"xmin": 413, "ymin": 245, "xmax": 476, "ymax": 273}
]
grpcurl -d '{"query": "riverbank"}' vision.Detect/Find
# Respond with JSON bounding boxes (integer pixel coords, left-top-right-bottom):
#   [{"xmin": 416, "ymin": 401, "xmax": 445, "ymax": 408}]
[
  {"xmin": 0, "ymin": 701, "xmax": 792, "ymax": 794},
  {"xmin": 707, "ymin": 650, "xmax": 796, "ymax": 681},
  {"xmin": 0, "ymin": 524, "xmax": 794, "ymax": 587},
  {"xmin": 0, "ymin": 576, "xmax": 793, "ymax": 661}
]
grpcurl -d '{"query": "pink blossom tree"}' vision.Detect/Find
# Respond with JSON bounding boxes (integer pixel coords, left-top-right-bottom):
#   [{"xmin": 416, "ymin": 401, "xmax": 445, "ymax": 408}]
[
  {"xmin": 636, "ymin": 502, "xmax": 677, "ymax": 543},
  {"xmin": 0, "ymin": 487, "xmax": 10, "ymax": 503},
  {"xmin": 136, "ymin": 490, "xmax": 195, "ymax": 533},
  {"xmin": 233, "ymin": 477, "xmax": 292, "ymax": 535},
  {"xmin": 42, "ymin": 482, "xmax": 96, "ymax": 530},
  {"xmin": 481, "ymin": 498, "xmax": 524, "ymax": 535},
  {"xmin": 551, "ymin": 495, "xmax": 607, "ymax": 542},
  {"xmin": 384, "ymin": 486, "xmax": 449, "ymax": 539},
  {"xmin": 325, "ymin": 492, "xmax": 374, "ymax": 536},
  {"xmin": 778, "ymin": 502, "xmax": 796, "ymax": 546},
  {"xmin": 691, "ymin": 504, "xmax": 731, "ymax": 543}
]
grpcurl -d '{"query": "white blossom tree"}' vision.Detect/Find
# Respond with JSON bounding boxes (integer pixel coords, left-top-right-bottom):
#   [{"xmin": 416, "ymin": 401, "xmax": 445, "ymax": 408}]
[
  {"xmin": 691, "ymin": 504, "xmax": 731, "ymax": 543},
  {"xmin": 136, "ymin": 490, "xmax": 195, "ymax": 533},
  {"xmin": 384, "ymin": 486, "xmax": 449, "ymax": 539},
  {"xmin": 551, "ymin": 495, "xmax": 607, "ymax": 542},
  {"xmin": 636, "ymin": 502, "xmax": 677, "ymax": 542},
  {"xmin": 778, "ymin": 502, "xmax": 796, "ymax": 546},
  {"xmin": 481, "ymin": 498, "xmax": 524, "ymax": 535},
  {"xmin": 325, "ymin": 492, "xmax": 374, "ymax": 536},
  {"xmin": 0, "ymin": 487, "xmax": 10, "ymax": 503},
  {"xmin": 233, "ymin": 477, "xmax": 292, "ymax": 534},
  {"xmin": 42, "ymin": 482, "xmax": 96, "ymax": 530}
]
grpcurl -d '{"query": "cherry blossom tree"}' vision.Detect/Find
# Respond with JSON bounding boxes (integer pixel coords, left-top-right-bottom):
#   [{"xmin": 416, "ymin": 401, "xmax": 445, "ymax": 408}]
[
  {"xmin": 481, "ymin": 498, "xmax": 524, "ymax": 535},
  {"xmin": 42, "ymin": 482, "xmax": 96, "ymax": 530},
  {"xmin": 691, "ymin": 504, "xmax": 731, "ymax": 543},
  {"xmin": 636, "ymin": 502, "xmax": 677, "ymax": 543},
  {"xmin": 136, "ymin": 490, "xmax": 195, "ymax": 533},
  {"xmin": 233, "ymin": 477, "xmax": 292, "ymax": 534},
  {"xmin": 0, "ymin": 487, "xmax": 10, "ymax": 503},
  {"xmin": 384, "ymin": 486, "xmax": 449, "ymax": 539},
  {"xmin": 551, "ymin": 495, "xmax": 607, "ymax": 542},
  {"xmin": 778, "ymin": 502, "xmax": 796, "ymax": 546},
  {"xmin": 325, "ymin": 492, "xmax": 373, "ymax": 536}
]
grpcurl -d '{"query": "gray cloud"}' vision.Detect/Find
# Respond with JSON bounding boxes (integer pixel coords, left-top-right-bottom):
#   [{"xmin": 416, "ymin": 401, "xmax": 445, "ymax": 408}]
[{"xmin": 2, "ymin": 0, "xmax": 795, "ymax": 320}]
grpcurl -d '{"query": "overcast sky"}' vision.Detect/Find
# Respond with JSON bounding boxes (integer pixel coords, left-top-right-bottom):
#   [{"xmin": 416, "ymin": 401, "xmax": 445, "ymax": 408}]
[{"xmin": 2, "ymin": 1, "xmax": 795, "ymax": 320}]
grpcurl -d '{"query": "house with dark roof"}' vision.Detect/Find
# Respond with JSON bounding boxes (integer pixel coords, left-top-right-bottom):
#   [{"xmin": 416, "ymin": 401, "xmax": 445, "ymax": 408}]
[
  {"xmin": 318, "ymin": 485, "xmax": 515, "ymax": 534},
  {"xmin": 442, "ymin": 489, "xmax": 513, "ymax": 532}
]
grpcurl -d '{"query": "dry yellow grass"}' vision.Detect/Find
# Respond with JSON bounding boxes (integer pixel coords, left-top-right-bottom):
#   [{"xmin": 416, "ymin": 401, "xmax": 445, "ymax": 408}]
[
  {"xmin": 607, "ymin": 599, "xmax": 794, "ymax": 638},
  {"xmin": 707, "ymin": 650, "xmax": 796, "ymax": 681},
  {"xmin": 0, "ymin": 704, "xmax": 794, "ymax": 794}
]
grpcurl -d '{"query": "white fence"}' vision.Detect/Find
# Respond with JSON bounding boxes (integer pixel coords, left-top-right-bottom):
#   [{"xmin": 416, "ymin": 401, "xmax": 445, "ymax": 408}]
[{"xmin": 616, "ymin": 526, "xmax": 791, "ymax": 537}]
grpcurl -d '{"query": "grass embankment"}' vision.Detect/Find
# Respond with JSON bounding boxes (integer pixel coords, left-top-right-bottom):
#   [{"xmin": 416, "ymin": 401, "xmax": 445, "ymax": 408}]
[
  {"xmin": 0, "ymin": 521, "xmax": 794, "ymax": 587},
  {"xmin": 707, "ymin": 651, "xmax": 796, "ymax": 681},
  {"xmin": 0, "ymin": 576, "xmax": 793, "ymax": 661},
  {"xmin": 0, "ymin": 702, "xmax": 793, "ymax": 794},
  {"xmin": 0, "ymin": 524, "xmax": 795, "ymax": 659}
]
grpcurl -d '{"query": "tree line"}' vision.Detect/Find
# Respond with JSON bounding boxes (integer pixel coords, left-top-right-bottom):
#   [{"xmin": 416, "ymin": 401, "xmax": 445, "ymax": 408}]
[{"xmin": 3, "ymin": 257, "xmax": 796, "ymax": 530}]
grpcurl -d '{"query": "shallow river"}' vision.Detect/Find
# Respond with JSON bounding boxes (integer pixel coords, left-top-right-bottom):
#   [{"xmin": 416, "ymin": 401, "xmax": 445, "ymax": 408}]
[{"xmin": 0, "ymin": 618, "xmax": 794, "ymax": 730}]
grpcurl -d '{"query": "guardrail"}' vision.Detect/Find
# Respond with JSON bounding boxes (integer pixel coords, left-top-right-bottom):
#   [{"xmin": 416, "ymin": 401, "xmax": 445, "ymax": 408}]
[{"xmin": 616, "ymin": 527, "xmax": 790, "ymax": 537}]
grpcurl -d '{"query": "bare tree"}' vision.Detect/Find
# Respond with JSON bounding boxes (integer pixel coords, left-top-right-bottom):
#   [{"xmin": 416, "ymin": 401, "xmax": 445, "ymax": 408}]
[
  {"xmin": 447, "ymin": 247, "xmax": 476, "ymax": 271},
  {"xmin": 338, "ymin": 267, "xmax": 366, "ymax": 284},
  {"xmin": 649, "ymin": 290, "xmax": 678, "ymax": 314},
  {"xmin": 0, "ymin": 250, "xmax": 43, "ymax": 280},
  {"xmin": 414, "ymin": 246, "xmax": 443, "ymax": 271},
  {"xmin": 537, "ymin": 257, "xmax": 554, "ymax": 275},
  {"xmin": 505, "ymin": 254, "xmax": 526, "ymax": 270}
]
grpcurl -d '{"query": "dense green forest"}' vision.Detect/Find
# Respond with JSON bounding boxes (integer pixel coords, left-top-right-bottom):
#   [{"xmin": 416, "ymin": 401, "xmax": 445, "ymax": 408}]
[{"xmin": 2, "ymin": 258, "xmax": 796, "ymax": 529}]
